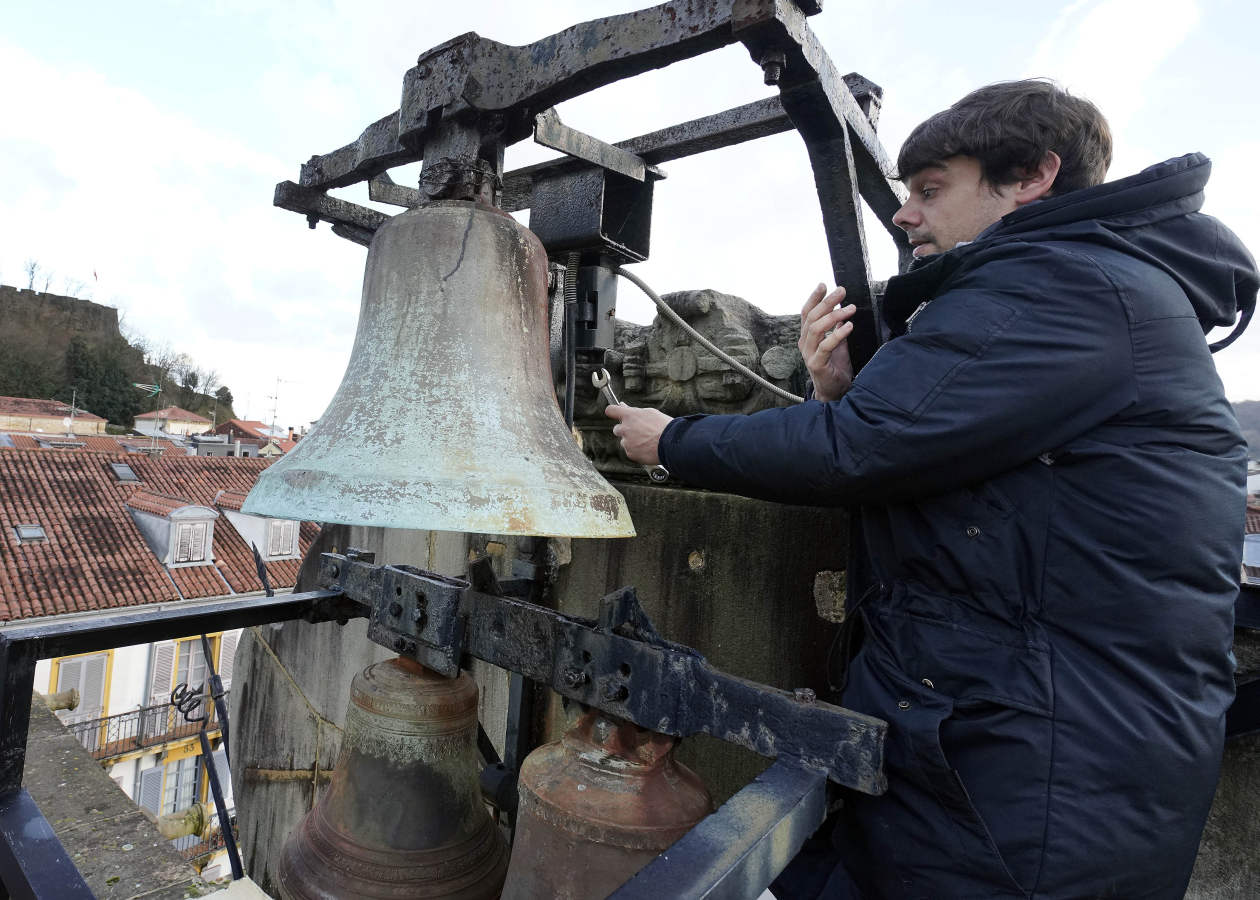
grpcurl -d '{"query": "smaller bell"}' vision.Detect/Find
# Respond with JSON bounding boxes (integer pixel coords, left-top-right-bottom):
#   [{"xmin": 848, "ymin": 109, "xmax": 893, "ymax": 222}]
[
  {"xmin": 277, "ymin": 657, "xmax": 508, "ymax": 899},
  {"xmin": 503, "ymin": 710, "xmax": 712, "ymax": 899}
]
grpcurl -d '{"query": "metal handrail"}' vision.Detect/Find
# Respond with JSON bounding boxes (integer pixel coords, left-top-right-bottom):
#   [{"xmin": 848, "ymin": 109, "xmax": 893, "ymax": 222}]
[{"xmin": 64, "ymin": 692, "xmax": 228, "ymax": 760}]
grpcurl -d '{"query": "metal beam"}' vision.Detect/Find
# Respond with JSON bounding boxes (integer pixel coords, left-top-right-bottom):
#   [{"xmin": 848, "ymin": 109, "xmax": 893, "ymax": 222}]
[
  {"xmin": 610, "ymin": 760, "xmax": 828, "ymax": 899},
  {"xmin": 273, "ymin": 181, "xmax": 389, "ymax": 247},
  {"xmin": 0, "ymin": 589, "xmax": 358, "ymax": 662},
  {"xmin": 333, "ymin": 555, "xmax": 887, "ymax": 793}
]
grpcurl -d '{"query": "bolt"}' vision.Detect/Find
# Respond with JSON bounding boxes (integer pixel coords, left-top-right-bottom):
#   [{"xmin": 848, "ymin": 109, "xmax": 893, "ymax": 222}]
[
  {"xmin": 389, "ymin": 601, "xmax": 403, "ymax": 617},
  {"xmin": 413, "ymin": 609, "xmax": 427, "ymax": 629},
  {"xmin": 602, "ymin": 682, "xmax": 629, "ymax": 703},
  {"xmin": 760, "ymin": 50, "xmax": 786, "ymax": 86},
  {"xmin": 561, "ymin": 667, "xmax": 588, "ymax": 688},
  {"xmin": 793, "ymin": 687, "xmax": 817, "ymax": 704},
  {"xmin": 393, "ymin": 636, "xmax": 406, "ymax": 652}
]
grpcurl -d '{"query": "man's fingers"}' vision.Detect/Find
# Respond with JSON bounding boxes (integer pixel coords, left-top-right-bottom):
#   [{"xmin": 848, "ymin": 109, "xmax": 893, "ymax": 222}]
[
  {"xmin": 806, "ymin": 304, "xmax": 857, "ymax": 343},
  {"xmin": 800, "ymin": 283, "xmax": 828, "ymax": 321},
  {"xmin": 807, "ymin": 322, "xmax": 853, "ymax": 365},
  {"xmin": 604, "ymin": 403, "xmax": 627, "ymax": 421}
]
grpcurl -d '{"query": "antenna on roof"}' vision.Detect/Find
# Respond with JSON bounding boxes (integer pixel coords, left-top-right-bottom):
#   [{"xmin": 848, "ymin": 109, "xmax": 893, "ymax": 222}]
[{"xmin": 133, "ymin": 383, "xmax": 162, "ymax": 451}]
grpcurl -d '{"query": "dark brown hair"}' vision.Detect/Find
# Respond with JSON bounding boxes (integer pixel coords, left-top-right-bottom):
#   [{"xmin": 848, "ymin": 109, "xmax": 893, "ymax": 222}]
[{"xmin": 896, "ymin": 79, "xmax": 1113, "ymax": 195}]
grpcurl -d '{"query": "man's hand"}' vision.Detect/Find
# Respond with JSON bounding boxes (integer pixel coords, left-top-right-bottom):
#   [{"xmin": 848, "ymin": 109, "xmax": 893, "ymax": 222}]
[
  {"xmin": 605, "ymin": 404, "xmax": 672, "ymax": 466},
  {"xmin": 799, "ymin": 283, "xmax": 857, "ymax": 402}
]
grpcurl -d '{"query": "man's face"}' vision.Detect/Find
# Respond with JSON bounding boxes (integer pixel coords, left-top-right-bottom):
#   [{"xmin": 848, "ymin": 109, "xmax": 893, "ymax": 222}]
[{"xmin": 892, "ymin": 155, "xmax": 1019, "ymax": 259}]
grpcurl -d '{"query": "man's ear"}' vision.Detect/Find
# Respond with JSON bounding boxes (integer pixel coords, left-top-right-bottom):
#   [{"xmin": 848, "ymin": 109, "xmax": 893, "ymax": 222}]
[{"xmin": 1014, "ymin": 151, "xmax": 1061, "ymax": 205}]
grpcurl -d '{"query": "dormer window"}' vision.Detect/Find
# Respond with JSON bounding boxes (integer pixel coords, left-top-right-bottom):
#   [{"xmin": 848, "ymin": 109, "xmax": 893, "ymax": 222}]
[
  {"xmin": 126, "ymin": 492, "xmax": 218, "ymax": 567},
  {"xmin": 174, "ymin": 522, "xmax": 209, "ymax": 563},
  {"xmin": 267, "ymin": 520, "xmax": 297, "ymax": 558},
  {"xmin": 15, "ymin": 523, "xmax": 47, "ymax": 544}
]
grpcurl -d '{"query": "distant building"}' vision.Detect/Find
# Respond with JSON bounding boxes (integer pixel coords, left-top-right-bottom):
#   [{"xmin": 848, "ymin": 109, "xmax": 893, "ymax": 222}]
[
  {"xmin": 0, "ymin": 395, "xmax": 108, "ymax": 436},
  {"xmin": 135, "ymin": 406, "xmax": 212, "ymax": 437},
  {"xmin": 0, "ymin": 449, "xmax": 313, "ymax": 879},
  {"xmin": 214, "ymin": 419, "xmax": 299, "ymax": 456},
  {"xmin": 0, "ymin": 432, "xmax": 186, "ymax": 455}
]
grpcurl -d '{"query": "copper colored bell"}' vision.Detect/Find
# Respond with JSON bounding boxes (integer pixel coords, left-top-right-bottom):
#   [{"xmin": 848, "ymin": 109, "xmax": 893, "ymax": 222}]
[
  {"xmin": 277, "ymin": 658, "xmax": 508, "ymax": 899},
  {"xmin": 503, "ymin": 710, "xmax": 712, "ymax": 899},
  {"xmin": 242, "ymin": 199, "xmax": 634, "ymax": 538}
]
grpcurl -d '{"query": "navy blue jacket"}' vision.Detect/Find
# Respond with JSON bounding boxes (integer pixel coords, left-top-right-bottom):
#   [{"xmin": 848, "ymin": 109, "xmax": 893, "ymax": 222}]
[{"xmin": 658, "ymin": 154, "xmax": 1258, "ymax": 899}]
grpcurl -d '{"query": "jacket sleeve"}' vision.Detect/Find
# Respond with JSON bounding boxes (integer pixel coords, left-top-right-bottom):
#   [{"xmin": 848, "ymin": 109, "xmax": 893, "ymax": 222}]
[{"xmin": 657, "ymin": 244, "xmax": 1138, "ymax": 506}]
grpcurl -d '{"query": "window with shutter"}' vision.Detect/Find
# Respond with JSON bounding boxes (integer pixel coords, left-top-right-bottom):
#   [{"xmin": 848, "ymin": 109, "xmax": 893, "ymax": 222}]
[
  {"xmin": 145, "ymin": 641, "xmax": 177, "ymax": 740},
  {"xmin": 267, "ymin": 521, "xmax": 282, "ymax": 557},
  {"xmin": 189, "ymin": 522, "xmax": 207, "ymax": 561},
  {"xmin": 218, "ymin": 630, "xmax": 239, "ymax": 691},
  {"xmin": 55, "ymin": 653, "xmax": 108, "ymax": 729},
  {"xmin": 137, "ymin": 765, "xmax": 163, "ymax": 813},
  {"xmin": 163, "ymin": 755, "xmax": 201, "ymax": 815},
  {"xmin": 210, "ymin": 747, "xmax": 233, "ymax": 810},
  {"xmin": 175, "ymin": 523, "xmax": 193, "ymax": 562}
]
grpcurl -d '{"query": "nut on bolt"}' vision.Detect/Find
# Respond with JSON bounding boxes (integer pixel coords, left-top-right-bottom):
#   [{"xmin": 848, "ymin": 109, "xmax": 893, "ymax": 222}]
[
  {"xmin": 793, "ymin": 687, "xmax": 817, "ymax": 704},
  {"xmin": 561, "ymin": 667, "xmax": 588, "ymax": 688},
  {"xmin": 760, "ymin": 49, "xmax": 786, "ymax": 86}
]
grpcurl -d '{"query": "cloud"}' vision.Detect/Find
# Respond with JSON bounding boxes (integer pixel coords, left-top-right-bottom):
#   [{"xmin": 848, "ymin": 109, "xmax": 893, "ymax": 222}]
[{"xmin": 1024, "ymin": 0, "xmax": 1203, "ymax": 135}]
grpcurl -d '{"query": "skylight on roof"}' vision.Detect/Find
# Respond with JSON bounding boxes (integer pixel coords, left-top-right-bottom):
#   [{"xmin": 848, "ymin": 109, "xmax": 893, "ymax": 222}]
[
  {"xmin": 110, "ymin": 462, "xmax": 139, "ymax": 482},
  {"xmin": 15, "ymin": 524, "xmax": 46, "ymax": 543}
]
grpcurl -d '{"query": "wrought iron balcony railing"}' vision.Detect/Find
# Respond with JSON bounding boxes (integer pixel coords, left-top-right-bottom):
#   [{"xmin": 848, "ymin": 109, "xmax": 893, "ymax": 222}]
[{"xmin": 64, "ymin": 692, "xmax": 227, "ymax": 760}]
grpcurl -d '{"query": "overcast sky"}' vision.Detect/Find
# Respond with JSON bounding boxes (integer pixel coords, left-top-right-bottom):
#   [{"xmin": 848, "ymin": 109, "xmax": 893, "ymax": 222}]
[{"xmin": 1, "ymin": 0, "xmax": 1255, "ymax": 428}]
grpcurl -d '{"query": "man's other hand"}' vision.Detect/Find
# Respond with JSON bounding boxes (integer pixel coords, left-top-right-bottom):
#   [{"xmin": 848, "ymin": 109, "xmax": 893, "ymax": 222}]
[
  {"xmin": 605, "ymin": 404, "xmax": 673, "ymax": 466},
  {"xmin": 799, "ymin": 283, "xmax": 856, "ymax": 402}
]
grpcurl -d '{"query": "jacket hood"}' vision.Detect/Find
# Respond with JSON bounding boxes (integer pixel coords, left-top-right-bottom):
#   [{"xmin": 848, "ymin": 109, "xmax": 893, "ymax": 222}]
[{"xmin": 884, "ymin": 153, "xmax": 1259, "ymax": 350}]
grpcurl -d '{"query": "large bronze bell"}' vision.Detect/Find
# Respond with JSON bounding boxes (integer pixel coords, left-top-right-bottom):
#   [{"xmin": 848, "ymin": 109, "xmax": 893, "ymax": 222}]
[
  {"xmin": 277, "ymin": 657, "xmax": 508, "ymax": 899},
  {"xmin": 243, "ymin": 199, "xmax": 634, "ymax": 538},
  {"xmin": 503, "ymin": 710, "xmax": 712, "ymax": 899}
]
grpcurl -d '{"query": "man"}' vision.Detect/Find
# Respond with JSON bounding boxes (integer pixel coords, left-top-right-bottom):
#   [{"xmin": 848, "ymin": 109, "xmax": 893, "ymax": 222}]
[{"xmin": 607, "ymin": 80, "xmax": 1259, "ymax": 898}]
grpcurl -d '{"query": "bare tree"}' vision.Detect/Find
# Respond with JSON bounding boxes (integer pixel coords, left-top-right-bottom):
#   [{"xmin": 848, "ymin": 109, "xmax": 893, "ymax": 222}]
[
  {"xmin": 60, "ymin": 277, "xmax": 87, "ymax": 298},
  {"xmin": 23, "ymin": 259, "xmax": 40, "ymax": 290}
]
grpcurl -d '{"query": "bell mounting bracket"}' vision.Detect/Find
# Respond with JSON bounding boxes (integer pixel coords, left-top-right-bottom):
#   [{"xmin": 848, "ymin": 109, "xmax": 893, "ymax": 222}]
[
  {"xmin": 275, "ymin": 0, "xmax": 912, "ymax": 370},
  {"xmin": 321, "ymin": 551, "xmax": 887, "ymax": 795}
]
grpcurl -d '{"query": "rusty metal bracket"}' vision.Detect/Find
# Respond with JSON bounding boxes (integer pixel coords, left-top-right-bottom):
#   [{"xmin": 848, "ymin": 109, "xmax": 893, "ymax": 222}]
[
  {"xmin": 533, "ymin": 109, "xmax": 663, "ymax": 183},
  {"xmin": 320, "ymin": 553, "xmax": 887, "ymax": 794}
]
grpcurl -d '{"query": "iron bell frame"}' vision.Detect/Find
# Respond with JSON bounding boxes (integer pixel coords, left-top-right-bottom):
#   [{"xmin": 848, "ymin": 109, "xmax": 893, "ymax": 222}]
[{"xmin": 1, "ymin": 2, "xmax": 921, "ymax": 897}]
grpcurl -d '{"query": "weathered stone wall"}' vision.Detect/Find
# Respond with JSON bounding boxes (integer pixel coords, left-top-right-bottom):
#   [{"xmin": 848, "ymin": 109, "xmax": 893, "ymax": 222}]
[{"xmin": 0, "ymin": 284, "xmax": 122, "ymax": 356}]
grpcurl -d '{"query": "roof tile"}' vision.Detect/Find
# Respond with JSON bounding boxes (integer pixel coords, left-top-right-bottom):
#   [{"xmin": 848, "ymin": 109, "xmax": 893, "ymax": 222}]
[{"xmin": 0, "ymin": 450, "xmax": 315, "ymax": 621}]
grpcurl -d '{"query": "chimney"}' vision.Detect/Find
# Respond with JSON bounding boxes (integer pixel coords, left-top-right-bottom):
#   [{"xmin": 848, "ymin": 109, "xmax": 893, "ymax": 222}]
[{"xmin": 288, "ymin": 426, "xmax": 294, "ymax": 441}]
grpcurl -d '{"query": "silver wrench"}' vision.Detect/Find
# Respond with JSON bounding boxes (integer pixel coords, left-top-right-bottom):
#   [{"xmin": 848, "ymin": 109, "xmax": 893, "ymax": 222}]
[{"xmin": 592, "ymin": 368, "xmax": 669, "ymax": 483}]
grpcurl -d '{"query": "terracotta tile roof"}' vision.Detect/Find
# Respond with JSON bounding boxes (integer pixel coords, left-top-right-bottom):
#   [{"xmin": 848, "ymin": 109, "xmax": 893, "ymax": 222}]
[
  {"xmin": 0, "ymin": 396, "xmax": 106, "ymax": 422},
  {"xmin": 0, "ymin": 450, "xmax": 316, "ymax": 621},
  {"xmin": 214, "ymin": 420, "xmax": 269, "ymax": 441},
  {"xmin": 0, "ymin": 434, "xmax": 185, "ymax": 455},
  {"xmin": 213, "ymin": 490, "xmax": 248, "ymax": 511},
  {"xmin": 1247, "ymin": 503, "xmax": 1260, "ymax": 536},
  {"xmin": 135, "ymin": 406, "xmax": 211, "ymax": 423},
  {"xmin": 125, "ymin": 491, "xmax": 205, "ymax": 518}
]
